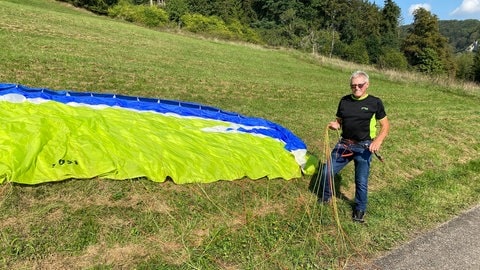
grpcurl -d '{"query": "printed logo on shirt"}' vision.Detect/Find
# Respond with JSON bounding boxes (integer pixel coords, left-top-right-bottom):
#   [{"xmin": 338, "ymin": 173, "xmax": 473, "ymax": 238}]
[{"xmin": 361, "ymin": 106, "xmax": 369, "ymax": 111}]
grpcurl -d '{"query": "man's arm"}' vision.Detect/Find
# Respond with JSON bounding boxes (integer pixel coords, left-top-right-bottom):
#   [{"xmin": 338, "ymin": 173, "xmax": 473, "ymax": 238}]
[{"xmin": 369, "ymin": 116, "xmax": 389, "ymax": 153}]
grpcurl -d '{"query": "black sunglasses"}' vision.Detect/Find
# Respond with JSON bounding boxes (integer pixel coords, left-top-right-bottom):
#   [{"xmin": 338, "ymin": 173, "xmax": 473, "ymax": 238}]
[{"xmin": 350, "ymin": 82, "xmax": 367, "ymax": 89}]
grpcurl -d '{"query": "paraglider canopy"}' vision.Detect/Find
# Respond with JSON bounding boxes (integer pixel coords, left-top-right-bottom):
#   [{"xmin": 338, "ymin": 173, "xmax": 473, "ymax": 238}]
[{"xmin": 0, "ymin": 83, "xmax": 312, "ymax": 185}]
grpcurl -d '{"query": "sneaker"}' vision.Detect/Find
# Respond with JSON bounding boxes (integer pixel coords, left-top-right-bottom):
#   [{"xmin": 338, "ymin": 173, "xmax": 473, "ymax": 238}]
[{"xmin": 352, "ymin": 210, "xmax": 365, "ymax": 223}]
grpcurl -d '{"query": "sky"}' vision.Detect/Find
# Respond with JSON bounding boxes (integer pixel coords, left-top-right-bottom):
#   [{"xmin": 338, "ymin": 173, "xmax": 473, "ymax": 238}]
[{"xmin": 371, "ymin": 0, "xmax": 480, "ymax": 25}]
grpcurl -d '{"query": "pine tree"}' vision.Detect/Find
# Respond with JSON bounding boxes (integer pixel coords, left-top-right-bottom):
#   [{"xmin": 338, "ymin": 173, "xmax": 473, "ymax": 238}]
[{"xmin": 380, "ymin": 0, "xmax": 401, "ymax": 49}]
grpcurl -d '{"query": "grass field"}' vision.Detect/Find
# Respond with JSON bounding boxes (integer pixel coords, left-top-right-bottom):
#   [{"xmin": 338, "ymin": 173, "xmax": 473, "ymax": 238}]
[{"xmin": 1, "ymin": 0, "xmax": 479, "ymax": 269}]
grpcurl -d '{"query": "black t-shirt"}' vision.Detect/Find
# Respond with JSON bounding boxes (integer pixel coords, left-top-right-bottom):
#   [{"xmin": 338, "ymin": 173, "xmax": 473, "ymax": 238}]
[{"xmin": 336, "ymin": 94, "xmax": 387, "ymax": 141}]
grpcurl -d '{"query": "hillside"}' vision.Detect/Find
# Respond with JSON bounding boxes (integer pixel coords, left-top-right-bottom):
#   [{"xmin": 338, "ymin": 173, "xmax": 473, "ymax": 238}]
[
  {"xmin": 401, "ymin": 19, "xmax": 480, "ymax": 52},
  {"xmin": 439, "ymin": 19, "xmax": 480, "ymax": 52},
  {"xmin": 1, "ymin": 0, "xmax": 479, "ymax": 269}
]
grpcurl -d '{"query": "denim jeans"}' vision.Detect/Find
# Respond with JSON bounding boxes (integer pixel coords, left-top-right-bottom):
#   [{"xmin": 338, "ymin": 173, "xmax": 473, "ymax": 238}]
[{"xmin": 319, "ymin": 140, "xmax": 372, "ymax": 211}]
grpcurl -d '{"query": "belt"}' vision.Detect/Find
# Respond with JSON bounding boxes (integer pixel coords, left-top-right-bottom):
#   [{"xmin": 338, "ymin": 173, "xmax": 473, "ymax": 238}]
[
  {"xmin": 340, "ymin": 138, "xmax": 358, "ymax": 145},
  {"xmin": 339, "ymin": 138, "xmax": 384, "ymax": 162},
  {"xmin": 340, "ymin": 138, "xmax": 371, "ymax": 147}
]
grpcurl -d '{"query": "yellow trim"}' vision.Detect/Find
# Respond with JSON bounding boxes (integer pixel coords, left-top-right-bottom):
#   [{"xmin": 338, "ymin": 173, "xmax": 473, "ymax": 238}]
[
  {"xmin": 351, "ymin": 94, "xmax": 369, "ymax": 100},
  {"xmin": 370, "ymin": 113, "xmax": 377, "ymax": 139}
]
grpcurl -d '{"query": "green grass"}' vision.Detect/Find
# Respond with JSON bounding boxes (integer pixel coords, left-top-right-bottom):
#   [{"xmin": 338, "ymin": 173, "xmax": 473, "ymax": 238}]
[{"xmin": 1, "ymin": 0, "xmax": 480, "ymax": 269}]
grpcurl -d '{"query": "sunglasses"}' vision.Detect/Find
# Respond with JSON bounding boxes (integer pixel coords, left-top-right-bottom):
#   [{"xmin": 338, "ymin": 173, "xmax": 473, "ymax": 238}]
[{"xmin": 350, "ymin": 82, "xmax": 367, "ymax": 89}]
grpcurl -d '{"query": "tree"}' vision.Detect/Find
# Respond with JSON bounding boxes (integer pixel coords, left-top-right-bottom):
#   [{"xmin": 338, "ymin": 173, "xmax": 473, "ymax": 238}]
[
  {"xmin": 185, "ymin": 0, "xmax": 216, "ymax": 16},
  {"xmin": 401, "ymin": 8, "xmax": 455, "ymax": 75},
  {"xmin": 380, "ymin": 0, "xmax": 401, "ymax": 49},
  {"xmin": 165, "ymin": 0, "xmax": 188, "ymax": 23},
  {"xmin": 416, "ymin": 48, "xmax": 444, "ymax": 74},
  {"xmin": 316, "ymin": 0, "xmax": 350, "ymax": 57},
  {"xmin": 359, "ymin": 1, "xmax": 382, "ymax": 63},
  {"xmin": 472, "ymin": 48, "xmax": 480, "ymax": 82},
  {"xmin": 455, "ymin": 53, "xmax": 474, "ymax": 81}
]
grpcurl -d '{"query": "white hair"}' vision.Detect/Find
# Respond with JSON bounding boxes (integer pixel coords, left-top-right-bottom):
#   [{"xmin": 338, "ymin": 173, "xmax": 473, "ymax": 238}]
[{"xmin": 351, "ymin": 70, "xmax": 369, "ymax": 82}]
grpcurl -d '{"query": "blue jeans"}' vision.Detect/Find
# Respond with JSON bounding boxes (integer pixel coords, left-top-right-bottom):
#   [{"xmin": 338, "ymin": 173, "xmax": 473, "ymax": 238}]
[{"xmin": 319, "ymin": 140, "xmax": 372, "ymax": 211}]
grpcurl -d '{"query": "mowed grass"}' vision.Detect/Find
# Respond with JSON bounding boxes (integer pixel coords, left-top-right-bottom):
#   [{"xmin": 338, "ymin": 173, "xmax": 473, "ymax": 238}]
[{"xmin": 1, "ymin": 0, "xmax": 479, "ymax": 269}]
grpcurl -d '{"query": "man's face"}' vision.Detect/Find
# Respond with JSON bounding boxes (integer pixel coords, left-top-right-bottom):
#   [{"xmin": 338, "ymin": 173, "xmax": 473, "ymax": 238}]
[{"xmin": 350, "ymin": 77, "xmax": 369, "ymax": 98}]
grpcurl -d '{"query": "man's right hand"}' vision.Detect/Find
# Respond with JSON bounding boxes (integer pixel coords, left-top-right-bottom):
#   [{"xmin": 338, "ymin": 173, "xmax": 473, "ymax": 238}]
[{"xmin": 328, "ymin": 121, "xmax": 340, "ymax": 130}]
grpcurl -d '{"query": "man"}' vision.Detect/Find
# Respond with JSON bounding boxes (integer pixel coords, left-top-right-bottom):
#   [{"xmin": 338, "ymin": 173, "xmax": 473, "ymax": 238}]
[{"xmin": 319, "ymin": 70, "xmax": 390, "ymax": 223}]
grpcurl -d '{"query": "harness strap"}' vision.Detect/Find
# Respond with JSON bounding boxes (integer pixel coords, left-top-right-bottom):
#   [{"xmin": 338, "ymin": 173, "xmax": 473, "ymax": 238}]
[{"xmin": 339, "ymin": 138, "xmax": 384, "ymax": 162}]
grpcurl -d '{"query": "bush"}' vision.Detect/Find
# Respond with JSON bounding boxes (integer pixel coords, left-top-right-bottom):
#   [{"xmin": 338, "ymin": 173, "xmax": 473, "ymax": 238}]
[
  {"xmin": 377, "ymin": 48, "xmax": 409, "ymax": 70},
  {"xmin": 108, "ymin": 2, "xmax": 137, "ymax": 22},
  {"xmin": 180, "ymin": 14, "xmax": 262, "ymax": 44},
  {"xmin": 256, "ymin": 27, "xmax": 291, "ymax": 47},
  {"xmin": 226, "ymin": 19, "xmax": 263, "ymax": 44},
  {"xmin": 342, "ymin": 40, "xmax": 370, "ymax": 64},
  {"xmin": 108, "ymin": 1, "xmax": 168, "ymax": 27},
  {"xmin": 455, "ymin": 53, "xmax": 474, "ymax": 81},
  {"xmin": 181, "ymin": 13, "xmax": 231, "ymax": 39},
  {"xmin": 140, "ymin": 5, "xmax": 169, "ymax": 27}
]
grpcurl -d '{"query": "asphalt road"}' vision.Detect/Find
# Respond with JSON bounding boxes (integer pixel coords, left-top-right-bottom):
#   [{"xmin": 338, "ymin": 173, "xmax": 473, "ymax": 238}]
[{"xmin": 369, "ymin": 204, "xmax": 480, "ymax": 270}]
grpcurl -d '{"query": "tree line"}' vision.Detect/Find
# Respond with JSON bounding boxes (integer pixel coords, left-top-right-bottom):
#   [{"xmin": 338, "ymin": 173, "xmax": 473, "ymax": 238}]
[{"xmin": 59, "ymin": 0, "xmax": 480, "ymax": 83}]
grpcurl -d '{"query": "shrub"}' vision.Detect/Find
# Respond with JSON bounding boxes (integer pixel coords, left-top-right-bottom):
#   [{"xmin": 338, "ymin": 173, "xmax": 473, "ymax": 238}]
[
  {"xmin": 455, "ymin": 53, "xmax": 474, "ymax": 81},
  {"xmin": 181, "ymin": 13, "xmax": 232, "ymax": 39},
  {"xmin": 140, "ymin": 5, "xmax": 169, "ymax": 27},
  {"xmin": 377, "ymin": 48, "xmax": 409, "ymax": 70},
  {"xmin": 256, "ymin": 27, "xmax": 291, "ymax": 47},
  {"xmin": 226, "ymin": 19, "xmax": 263, "ymax": 44},
  {"xmin": 342, "ymin": 40, "xmax": 370, "ymax": 64},
  {"xmin": 108, "ymin": 1, "xmax": 137, "ymax": 23},
  {"xmin": 108, "ymin": 1, "xmax": 168, "ymax": 27}
]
